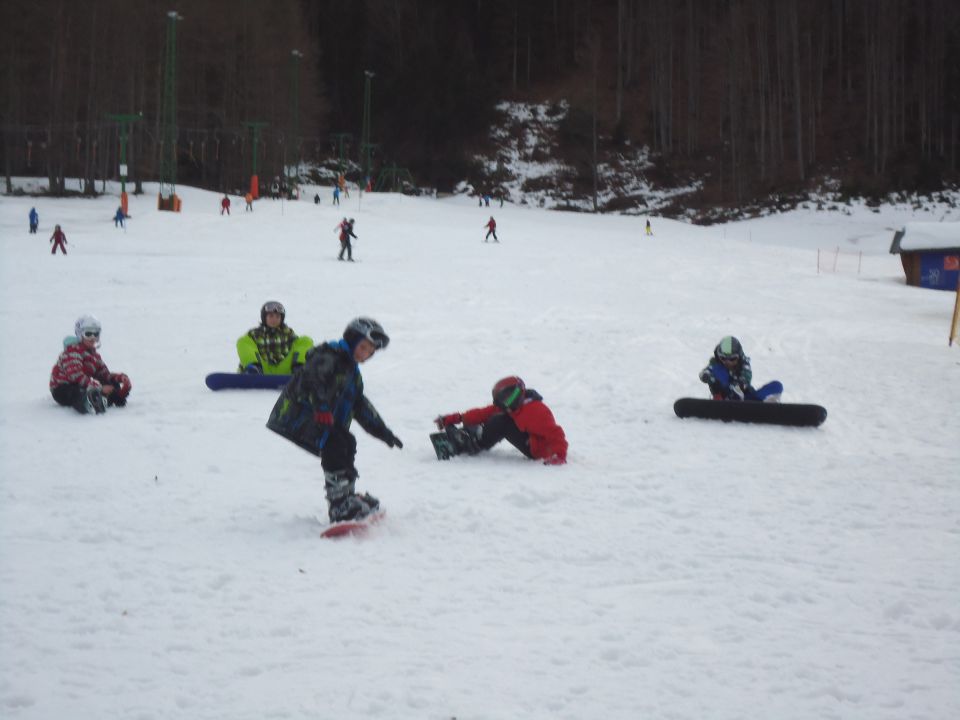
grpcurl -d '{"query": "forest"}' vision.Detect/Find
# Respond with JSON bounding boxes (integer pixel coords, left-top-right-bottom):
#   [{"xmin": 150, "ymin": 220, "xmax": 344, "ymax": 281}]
[{"xmin": 1, "ymin": 0, "xmax": 958, "ymax": 212}]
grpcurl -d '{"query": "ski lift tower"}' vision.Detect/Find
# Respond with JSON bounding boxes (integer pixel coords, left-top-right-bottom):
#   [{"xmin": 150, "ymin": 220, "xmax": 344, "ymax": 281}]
[
  {"xmin": 360, "ymin": 70, "xmax": 376, "ymax": 191},
  {"xmin": 158, "ymin": 10, "xmax": 182, "ymax": 211}
]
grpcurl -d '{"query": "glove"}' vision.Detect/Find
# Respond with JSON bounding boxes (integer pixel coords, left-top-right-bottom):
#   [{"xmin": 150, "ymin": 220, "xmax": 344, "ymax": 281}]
[
  {"xmin": 543, "ymin": 453, "xmax": 566, "ymax": 466},
  {"xmin": 434, "ymin": 412, "xmax": 462, "ymax": 430},
  {"xmin": 384, "ymin": 430, "xmax": 403, "ymax": 449},
  {"xmin": 699, "ymin": 369, "xmax": 715, "ymax": 384},
  {"xmin": 111, "ymin": 373, "xmax": 132, "ymax": 399},
  {"xmin": 313, "ymin": 411, "xmax": 334, "ymax": 426}
]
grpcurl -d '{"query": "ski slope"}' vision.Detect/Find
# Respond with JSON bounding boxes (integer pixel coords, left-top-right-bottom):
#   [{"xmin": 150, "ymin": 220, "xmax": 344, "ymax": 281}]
[{"xmin": 1, "ymin": 184, "xmax": 958, "ymax": 720}]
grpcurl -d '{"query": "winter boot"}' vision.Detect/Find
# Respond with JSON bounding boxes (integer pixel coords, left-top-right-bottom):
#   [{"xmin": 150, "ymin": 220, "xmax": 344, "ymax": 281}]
[
  {"xmin": 74, "ymin": 386, "xmax": 107, "ymax": 414},
  {"xmin": 324, "ymin": 469, "xmax": 379, "ymax": 522}
]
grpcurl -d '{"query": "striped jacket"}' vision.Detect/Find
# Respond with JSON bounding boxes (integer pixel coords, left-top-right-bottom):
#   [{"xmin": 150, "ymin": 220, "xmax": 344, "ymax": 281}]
[{"xmin": 49, "ymin": 340, "xmax": 113, "ymax": 391}]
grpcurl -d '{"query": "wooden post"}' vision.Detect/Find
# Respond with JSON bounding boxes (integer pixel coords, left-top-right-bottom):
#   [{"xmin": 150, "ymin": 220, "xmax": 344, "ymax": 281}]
[{"xmin": 950, "ymin": 275, "xmax": 960, "ymax": 346}]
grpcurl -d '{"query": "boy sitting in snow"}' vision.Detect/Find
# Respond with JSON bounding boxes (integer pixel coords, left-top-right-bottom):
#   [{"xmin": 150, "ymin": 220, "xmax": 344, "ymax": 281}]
[
  {"xmin": 434, "ymin": 376, "xmax": 567, "ymax": 464},
  {"xmin": 237, "ymin": 301, "xmax": 314, "ymax": 375},
  {"xmin": 49, "ymin": 315, "xmax": 132, "ymax": 414},
  {"xmin": 699, "ymin": 336, "xmax": 782, "ymax": 402}
]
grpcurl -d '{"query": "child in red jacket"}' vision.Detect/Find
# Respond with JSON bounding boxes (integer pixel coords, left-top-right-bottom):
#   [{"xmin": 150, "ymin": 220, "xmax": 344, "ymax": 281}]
[
  {"xmin": 49, "ymin": 314, "xmax": 132, "ymax": 414},
  {"xmin": 434, "ymin": 376, "xmax": 567, "ymax": 464}
]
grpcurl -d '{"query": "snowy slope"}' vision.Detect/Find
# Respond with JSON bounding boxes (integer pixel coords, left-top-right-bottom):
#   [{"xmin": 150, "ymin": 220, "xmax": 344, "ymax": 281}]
[{"xmin": 1, "ymin": 184, "xmax": 958, "ymax": 720}]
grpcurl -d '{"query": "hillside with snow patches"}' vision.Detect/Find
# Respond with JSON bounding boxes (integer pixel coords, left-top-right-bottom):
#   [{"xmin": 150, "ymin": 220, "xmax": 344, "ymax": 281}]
[{"xmin": 1, "ymin": 182, "xmax": 958, "ymax": 720}]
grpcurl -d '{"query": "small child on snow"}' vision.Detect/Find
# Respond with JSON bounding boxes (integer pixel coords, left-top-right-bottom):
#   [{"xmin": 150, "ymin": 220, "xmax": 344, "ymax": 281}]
[
  {"xmin": 49, "ymin": 315, "xmax": 132, "ymax": 414},
  {"xmin": 434, "ymin": 376, "xmax": 567, "ymax": 464},
  {"xmin": 699, "ymin": 336, "xmax": 782, "ymax": 402},
  {"xmin": 236, "ymin": 301, "xmax": 314, "ymax": 375},
  {"xmin": 266, "ymin": 317, "xmax": 403, "ymax": 523}
]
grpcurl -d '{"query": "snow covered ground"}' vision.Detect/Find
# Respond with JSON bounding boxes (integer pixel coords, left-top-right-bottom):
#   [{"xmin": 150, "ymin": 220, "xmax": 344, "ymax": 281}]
[{"xmin": 1, "ymin": 183, "xmax": 958, "ymax": 720}]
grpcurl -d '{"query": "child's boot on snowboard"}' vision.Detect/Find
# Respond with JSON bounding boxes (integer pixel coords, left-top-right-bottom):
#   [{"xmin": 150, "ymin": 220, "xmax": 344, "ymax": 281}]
[{"xmin": 324, "ymin": 469, "xmax": 379, "ymax": 522}]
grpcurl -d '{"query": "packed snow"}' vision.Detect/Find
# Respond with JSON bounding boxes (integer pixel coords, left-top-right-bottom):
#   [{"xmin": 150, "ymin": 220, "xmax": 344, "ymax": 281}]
[{"xmin": 1, "ymin": 182, "xmax": 958, "ymax": 720}]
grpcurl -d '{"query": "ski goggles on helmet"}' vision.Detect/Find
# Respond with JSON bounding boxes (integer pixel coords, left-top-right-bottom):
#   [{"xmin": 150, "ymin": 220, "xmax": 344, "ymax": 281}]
[{"xmin": 262, "ymin": 301, "xmax": 285, "ymax": 315}]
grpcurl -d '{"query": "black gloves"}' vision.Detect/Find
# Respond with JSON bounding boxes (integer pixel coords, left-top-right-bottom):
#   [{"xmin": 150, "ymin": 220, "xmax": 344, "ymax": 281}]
[{"xmin": 384, "ymin": 430, "xmax": 403, "ymax": 449}]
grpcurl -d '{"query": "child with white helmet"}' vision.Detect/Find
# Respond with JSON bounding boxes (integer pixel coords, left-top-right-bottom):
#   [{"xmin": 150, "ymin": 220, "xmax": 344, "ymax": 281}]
[{"xmin": 49, "ymin": 315, "xmax": 132, "ymax": 414}]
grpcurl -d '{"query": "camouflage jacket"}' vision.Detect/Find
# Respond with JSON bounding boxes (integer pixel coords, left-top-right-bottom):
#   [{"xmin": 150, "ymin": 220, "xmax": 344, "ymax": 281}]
[{"xmin": 266, "ymin": 339, "xmax": 392, "ymax": 455}]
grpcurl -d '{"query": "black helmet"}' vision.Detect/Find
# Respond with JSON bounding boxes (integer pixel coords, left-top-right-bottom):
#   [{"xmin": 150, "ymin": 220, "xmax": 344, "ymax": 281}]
[
  {"xmin": 343, "ymin": 317, "xmax": 389, "ymax": 350},
  {"xmin": 260, "ymin": 300, "xmax": 286, "ymax": 325},
  {"xmin": 492, "ymin": 376, "xmax": 526, "ymax": 411},
  {"xmin": 714, "ymin": 336, "xmax": 743, "ymax": 362}
]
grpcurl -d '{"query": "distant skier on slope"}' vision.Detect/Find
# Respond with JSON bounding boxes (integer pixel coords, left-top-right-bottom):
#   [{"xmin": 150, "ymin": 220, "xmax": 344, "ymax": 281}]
[
  {"xmin": 433, "ymin": 376, "xmax": 567, "ymax": 464},
  {"xmin": 266, "ymin": 317, "xmax": 402, "ymax": 522},
  {"xmin": 484, "ymin": 216, "xmax": 498, "ymax": 243},
  {"xmin": 699, "ymin": 336, "xmax": 783, "ymax": 402},
  {"xmin": 336, "ymin": 217, "xmax": 358, "ymax": 261},
  {"xmin": 236, "ymin": 301, "xmax": 314, "ymax": 375}
]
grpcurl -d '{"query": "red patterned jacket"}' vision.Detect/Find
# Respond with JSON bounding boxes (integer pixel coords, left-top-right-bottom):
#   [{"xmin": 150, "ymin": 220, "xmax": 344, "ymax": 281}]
[
  {"xmin": 461, "ymin": 391, "xmax": 567, "ymax": 461},
  {"xmin": 49, "ymin": 341, "xmax": 113, "ymax": 391}
]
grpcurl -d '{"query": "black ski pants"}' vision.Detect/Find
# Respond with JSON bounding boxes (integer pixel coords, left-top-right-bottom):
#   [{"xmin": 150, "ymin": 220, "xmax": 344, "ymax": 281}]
[{"xmin": 476, "ymin": 413, "xmax": 534, "ymax": 458}]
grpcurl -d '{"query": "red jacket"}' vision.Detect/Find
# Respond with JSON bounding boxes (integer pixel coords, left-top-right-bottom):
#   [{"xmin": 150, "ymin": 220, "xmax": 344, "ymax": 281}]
[
  {"xmin": 462, "ymin": 395, "xmax": 567, "ymax": 461},
  {"xmin": 50, "ymin": 341, "xmax": 113, "ymax": 391},
  {"xmin": 485, "ymin": 219, "xmax": 496, "ymax": 230}
]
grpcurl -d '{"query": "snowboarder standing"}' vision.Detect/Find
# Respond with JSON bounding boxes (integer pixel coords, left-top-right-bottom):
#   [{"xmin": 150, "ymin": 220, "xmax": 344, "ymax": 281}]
[
  {"xmin": 484, "ymin": 216, "xmax": 498, "ymax": 243},
  {"xmin": 220, "ymin": 195, "xmax": 231, "ymax": 215},
  {"xmin": 49, "ymin": 314, "xmax": 132, "ymax": 414},
  {"xmin": 266, "ymin": 317, "xmax": 402, "ymax": 523},
  {"xmin": 50, "ymin": 224, "xmax": 67, "ymax": 255},
  {"xmin": 337, "ymin": 217, "xmax": 358, "ymax": 261},
  {"xmin": 434, "ymin": 376, "xmax": 567, "ymax": 464},
  {"xmin": 29, "ymin": 207, "xmax": 39, "ymax": 234},
  {"xmin": 236, "ymin": 301, "xmax": 314, "ymax": 375},
  {"xmin": 699, "ymin": 336, "xmax": 783, "ymax": 402}
]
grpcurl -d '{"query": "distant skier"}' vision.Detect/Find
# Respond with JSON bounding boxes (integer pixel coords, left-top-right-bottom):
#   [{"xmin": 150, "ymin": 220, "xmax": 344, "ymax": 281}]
[
  {"xmin": 699, "ymin": 336, "xmax": 783, "ymax": 402},
  {"xmin": 266, "ymin": 317, "xmax": 402, "ymax": 523},
  {"xmin": 314, "ymin": 193, "xmax": 321, "ymax": 205},
  {"xmin": 336, "ymin": 217, "xmax": 358, "ymax": 261},
  {"xmin": 50, "ymin": 224, "xmax": 67, "ymax": 255},
  {"xmin": 220, "ymin": 195, "xmax": 231, "ymax": 216},
  {"xmin": 114, "ymin": 206, "xmax": 125, "ymax": 228},
  {"xmin": 29, "ymin": 207, "xmax": 39, "ymax": 234},
  {"xmin": 434, "ymin": 376, "xmax": 567, "ymax": 464},
  {"xmin": 645, "ymin": 219, "xmax": 653, "ymax": 236},
  {"xmin": 245, "ymin": 192, "xmax": 254, "ymax": 212},
  {"xmin": 484, "ymin": 216, "xmax": 498, "ymax": 243},
  {"xmin": 236, "ymin": 301, "xmax": 314, "ymax": 375},
  {"xmin": 333, "ymin": 185, "xmax": 340, "ymax": 205},
  {"xmin": 49, "ymin": 314, "xmax": 132, "ymax": 414}
]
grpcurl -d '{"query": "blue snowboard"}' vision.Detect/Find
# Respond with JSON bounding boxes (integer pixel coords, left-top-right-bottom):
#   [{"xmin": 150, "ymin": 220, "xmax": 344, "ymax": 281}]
[{"xmin": 205, "ymin": 372, "xmax": 291, "ymax": 391}]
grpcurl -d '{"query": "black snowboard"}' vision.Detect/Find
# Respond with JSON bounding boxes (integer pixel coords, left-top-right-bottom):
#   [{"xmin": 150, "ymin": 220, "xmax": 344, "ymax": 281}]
[
  {"xmin": 673, "ymin": 398, "xmax": 827, "ymax": 427},
  {"xmin": 429, "ymin": 431, "xmax": 459, "ymax": 460}
]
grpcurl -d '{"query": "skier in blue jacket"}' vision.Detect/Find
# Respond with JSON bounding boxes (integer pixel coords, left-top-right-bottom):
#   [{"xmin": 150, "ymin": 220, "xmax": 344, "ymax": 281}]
[
  {"xmin": 29, "ymin": 207, "xmax": 39, "ymax": 234},
  {"xmin": 699, "ymin": 336, "xmax": 783, "ymax": 402}
]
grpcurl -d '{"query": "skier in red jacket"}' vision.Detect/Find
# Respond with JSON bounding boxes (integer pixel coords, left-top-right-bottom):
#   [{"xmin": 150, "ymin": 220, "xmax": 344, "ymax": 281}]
[
  {"xmin": 50, "ymin": 224, "xmax": 67, "ymax": 254},
  {"xmin": 484, "ymin": 216, "xmax": 498, "ymax": 243},
  {"xmin": 434, "ymin": 376, "xmax": 567, "ymax": 464}
]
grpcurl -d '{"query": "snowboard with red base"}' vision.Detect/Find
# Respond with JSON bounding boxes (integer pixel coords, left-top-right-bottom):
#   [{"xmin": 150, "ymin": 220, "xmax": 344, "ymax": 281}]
[{"xmin": 320, "ymin": 511, "xmax": 385, "ymax": 539}]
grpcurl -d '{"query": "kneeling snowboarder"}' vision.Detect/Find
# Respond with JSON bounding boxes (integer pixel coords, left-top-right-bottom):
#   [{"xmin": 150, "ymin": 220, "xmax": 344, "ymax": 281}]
[
  {"xmin": 432, "ymin": 376, "xmax": 567, "ymax": 464},
  {"xmin": 699, "ymin": 336, "xmax": 782, "ymax": 402},
  {"xmin": 266, "ymin": 317, "xmax": 403, "ymax": 523}
]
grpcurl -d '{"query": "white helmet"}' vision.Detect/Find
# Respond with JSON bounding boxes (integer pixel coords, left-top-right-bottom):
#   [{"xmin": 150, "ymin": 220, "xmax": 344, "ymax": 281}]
[{"xmin": 75, "ymin": 314, "xmax": 102, "ymax": 345}]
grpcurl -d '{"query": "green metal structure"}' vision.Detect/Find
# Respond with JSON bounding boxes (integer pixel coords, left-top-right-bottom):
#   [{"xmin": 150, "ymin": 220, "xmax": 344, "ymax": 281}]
[{"xmin": 158, "ymin": 11, "xmax": 181, "ymax": 202}]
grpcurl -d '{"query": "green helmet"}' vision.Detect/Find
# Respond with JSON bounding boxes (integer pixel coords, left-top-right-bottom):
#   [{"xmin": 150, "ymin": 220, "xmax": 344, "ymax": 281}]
[{"xmin": 714, "ymin": 336, "xmax": 743, "ymax": 362}]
